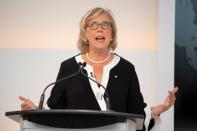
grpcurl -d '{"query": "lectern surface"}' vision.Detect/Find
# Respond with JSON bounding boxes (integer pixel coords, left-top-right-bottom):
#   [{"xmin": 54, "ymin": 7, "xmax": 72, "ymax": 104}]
[{"xmin": 5, "ymin": 109, "xmax": 144, "ymax": 130}]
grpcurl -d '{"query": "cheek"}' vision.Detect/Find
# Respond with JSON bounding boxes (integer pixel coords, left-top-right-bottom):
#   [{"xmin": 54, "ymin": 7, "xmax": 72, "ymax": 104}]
[
  {"xmin": 85, "ymin": 30, "xmax": 95, "ymax": 40},
  {"xmin": 106, "ymin": 31, "xmax": 112, "ymax": 39}
]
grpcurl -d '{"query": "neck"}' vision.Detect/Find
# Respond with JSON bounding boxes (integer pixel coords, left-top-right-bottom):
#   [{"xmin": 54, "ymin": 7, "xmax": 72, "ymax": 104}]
[
  {"xmin": 86, "ymin": 50, "xmax": 111, "ymax": 64},
  {"xmin": 88, "ymin": 50, "xmax": 109, "ymax": 60}
]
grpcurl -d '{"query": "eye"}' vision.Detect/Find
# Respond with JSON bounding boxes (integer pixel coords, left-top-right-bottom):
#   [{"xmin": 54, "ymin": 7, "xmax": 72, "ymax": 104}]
[
  {"xmin": 102, "ymin": 21, "xmax": 111, "ymax": 28},
  {"xmin": 89, "ymin": 22, "xmax": 98, "ymax": 28}
]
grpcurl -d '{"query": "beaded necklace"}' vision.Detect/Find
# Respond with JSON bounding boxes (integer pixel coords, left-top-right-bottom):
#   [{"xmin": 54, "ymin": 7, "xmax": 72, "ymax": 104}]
[{"xmin": 86, "ymin": 52, "xmax": 111, "ymax": 64}]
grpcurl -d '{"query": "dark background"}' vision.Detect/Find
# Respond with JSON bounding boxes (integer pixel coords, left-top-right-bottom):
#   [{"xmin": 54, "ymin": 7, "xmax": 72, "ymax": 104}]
[{"xmin": 175, "ymin": 0, "xmax": 197, "ymax": 130}]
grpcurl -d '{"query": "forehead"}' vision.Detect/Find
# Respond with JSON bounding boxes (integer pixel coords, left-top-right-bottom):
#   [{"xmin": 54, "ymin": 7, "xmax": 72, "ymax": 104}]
[{"xmin": 88, "ymin": 13, "xmax": 111, "ymax": 23}]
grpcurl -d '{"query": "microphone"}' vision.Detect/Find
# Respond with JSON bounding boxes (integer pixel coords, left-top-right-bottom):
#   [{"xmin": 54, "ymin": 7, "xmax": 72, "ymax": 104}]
[
  {"xmin": 38, "ymin": 63, "xmax": 84, "ymax": 109},
  {"xmin": 78, "ymin": 62, "xmax": 86, "ymax": 69},
  {"xmin": 79, "ymin": 62, "xmax": 111, "ymax": 111}
]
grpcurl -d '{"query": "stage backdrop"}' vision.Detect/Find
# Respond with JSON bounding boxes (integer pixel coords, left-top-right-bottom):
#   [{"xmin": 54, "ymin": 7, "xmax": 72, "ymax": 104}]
[{"xmin": 0, "ymin": 0, "xmax": 175, "ymax": 131}]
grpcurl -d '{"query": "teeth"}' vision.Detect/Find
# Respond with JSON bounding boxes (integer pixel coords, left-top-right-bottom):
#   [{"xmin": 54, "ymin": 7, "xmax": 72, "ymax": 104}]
[
  {"xmin": 97, "ymin": 36, "xmax": 103, "ymax": 38},
  {"xmin": 96, "ymin": 36, "xmax": 104, "ymax": 39}
]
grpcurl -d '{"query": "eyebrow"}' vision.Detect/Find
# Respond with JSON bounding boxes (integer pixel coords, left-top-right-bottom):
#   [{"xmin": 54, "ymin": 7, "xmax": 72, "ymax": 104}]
[{"xmin": 89, "ymin": 20, "xmax": 111, "ymax": 23}]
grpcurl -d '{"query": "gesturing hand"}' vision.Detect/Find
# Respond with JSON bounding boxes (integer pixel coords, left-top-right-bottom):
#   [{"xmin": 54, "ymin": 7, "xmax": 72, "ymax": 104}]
[
  {"xmin": 19, "ymin": 96, "xmax": 37, "ymax": 110},
  {"xmin": 162, "ymin": 87, "xmax": 178, "ymax": 111},
  {"xmin": 151, "ymin": 87, "xmax": 179, "ymax": 117}
]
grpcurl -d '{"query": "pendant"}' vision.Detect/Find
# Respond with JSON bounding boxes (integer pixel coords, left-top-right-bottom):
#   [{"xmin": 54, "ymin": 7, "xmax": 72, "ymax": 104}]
[{"xmin": 97, "ymin": 92, "xmax": 103, "ymax": 100}]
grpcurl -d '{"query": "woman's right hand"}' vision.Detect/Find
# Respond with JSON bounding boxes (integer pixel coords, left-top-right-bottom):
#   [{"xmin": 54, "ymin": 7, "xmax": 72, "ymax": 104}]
[{"xmin": 19, "ymin": 96, "xmax": 37, "ymax": 110}]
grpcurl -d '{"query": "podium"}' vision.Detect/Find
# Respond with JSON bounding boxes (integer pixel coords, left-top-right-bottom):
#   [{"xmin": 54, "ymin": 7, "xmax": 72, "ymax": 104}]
[{"xmin": 5, "ymin": 109, "xmax": 144, "ymax": 131}]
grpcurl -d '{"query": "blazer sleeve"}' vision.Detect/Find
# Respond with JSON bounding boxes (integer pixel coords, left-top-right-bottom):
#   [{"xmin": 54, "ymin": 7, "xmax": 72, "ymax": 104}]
[
  {"xmin": 127, "ymin": 65, "xmax": 155, "ymax": 131},
  {"xmin": 47, "ymin": 62, "xmax": 69, "ymax": 109},
  {"xmin": 127, "ymin": 65, "xmax": 147, "ymax": 131},
  {"xmin": 127, "ymin": 65, "xmax": 146, "ymax": 114}
]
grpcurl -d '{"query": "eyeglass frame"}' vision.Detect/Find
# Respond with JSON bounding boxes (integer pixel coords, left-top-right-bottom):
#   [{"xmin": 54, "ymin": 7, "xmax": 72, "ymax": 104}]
[{"xmin": 86, "ymin": 21, "xmax": 112, "ymax": 30}]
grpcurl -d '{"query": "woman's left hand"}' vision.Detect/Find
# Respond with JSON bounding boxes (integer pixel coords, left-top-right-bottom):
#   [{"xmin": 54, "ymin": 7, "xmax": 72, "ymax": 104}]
[
  {"xmin": 151, "ymin": 87, "xmax": 178, "ymax": 117},
  {"xmin": 162, "ymin": 87, "xmax": 178, "ymax": 111}
]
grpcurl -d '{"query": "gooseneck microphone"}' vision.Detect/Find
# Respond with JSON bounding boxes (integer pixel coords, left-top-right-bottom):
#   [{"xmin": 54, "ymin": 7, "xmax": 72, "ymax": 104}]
[
  {"xmin": 38, "ymin": 63, "xmax": 86, "ymax": 109},
  {"xmin": 79, "ymin": 62, "xmax": 111, "ymax": 111}
]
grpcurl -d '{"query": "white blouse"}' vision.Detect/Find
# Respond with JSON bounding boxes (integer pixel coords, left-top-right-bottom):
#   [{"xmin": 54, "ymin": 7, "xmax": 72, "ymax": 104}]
[{"xmin": 75, "ymin": 54, "xmax": 120, "ymax": 111}]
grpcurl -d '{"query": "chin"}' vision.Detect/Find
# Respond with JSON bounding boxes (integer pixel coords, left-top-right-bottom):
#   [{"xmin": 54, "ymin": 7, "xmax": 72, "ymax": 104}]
[{"xmin": 95, "ymin": 45, "xmax": 108, "ymax": 50}]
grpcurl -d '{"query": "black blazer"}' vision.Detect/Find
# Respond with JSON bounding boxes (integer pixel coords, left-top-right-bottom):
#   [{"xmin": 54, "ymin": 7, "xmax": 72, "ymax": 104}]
[
  {"xmin": 47, "ymin": 54, "xmax": 146, "ymax": 113},
  {"xmin": 47, "ymin": 54, "xmax": 153, "ymax": 130}
]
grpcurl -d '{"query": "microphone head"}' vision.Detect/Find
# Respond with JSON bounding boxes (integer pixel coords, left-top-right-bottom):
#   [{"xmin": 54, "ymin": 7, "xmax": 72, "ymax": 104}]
[
  {"xmin": 78, "ymin": 62, "xmax": 86, "ymax": 68},
  {"xmin": 82, "ymin": 62, "xmax": 86, "ymax": 67}
]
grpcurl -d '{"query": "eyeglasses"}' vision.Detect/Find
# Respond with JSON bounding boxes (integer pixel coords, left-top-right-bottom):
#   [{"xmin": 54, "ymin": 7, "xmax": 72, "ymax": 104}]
[{"xmin": 87, "ymin": 21, "xmax": 112, "ymax": 30}]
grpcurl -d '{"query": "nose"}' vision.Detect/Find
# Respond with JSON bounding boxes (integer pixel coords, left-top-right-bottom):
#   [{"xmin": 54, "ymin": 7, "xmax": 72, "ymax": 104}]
[{"xmin": 97, "ymin": 24, "xmax": 103, "ymax": 32}]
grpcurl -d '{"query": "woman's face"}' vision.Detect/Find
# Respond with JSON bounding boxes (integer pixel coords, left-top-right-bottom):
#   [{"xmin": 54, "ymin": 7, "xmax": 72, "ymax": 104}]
[{"xmin": 85, "ymin": 13, "xmax": 112, "ymax": 52}]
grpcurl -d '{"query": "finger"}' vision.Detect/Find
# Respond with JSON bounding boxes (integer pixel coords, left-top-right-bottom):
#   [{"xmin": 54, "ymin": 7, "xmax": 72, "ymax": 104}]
[
  {"xmin": 21, "ymin": 103, "xmax": 29, "ymax": 108},
  {"xmin": 168, "ymin": 87, "xmax": 178, "ymax": 97},
  {"xmin": 19, "ymin": 96, "xmax": 28, "ymax": 102},
  {"xmin": 164, "ymin": 97, "xmax": 173, "ymax": 108},
  {"xmin": 168, "ymin": 96, "xmax": 174, "ymax": 104},
  {"xmin": 21, "ymin": 103, "xmax": 33, "ymax": 110},
  {"xmin": 24, "ymin": 105, "xmax": 34, "ymax": 109},
  {"xmin": 21, "ymin": 104, "xmax": 28, "ymax": 110},
  {"xmin": 168, "ymin": 92, "xmax": 176, "ymax": 104},
  {"xmin": 169, "ymin": 89, "xmax": 177, "ymax": 98},
  {"xmin": 172, "ymin": 87, "xmax": 179, "ymax": 94},
  {"xmin": 21, "ymin": 106, "xmax": 32, "ymax": 110},
  {"xmin": 21, "ymin": 104, "xmax": 36, "ymax": 110},
  {"xmin": 168, "ymin": 92, "xmax": 176, "ymax": 103},
  {"xmin": 163, "ymin": 101, "xmax": 171, "ymax": 110}
]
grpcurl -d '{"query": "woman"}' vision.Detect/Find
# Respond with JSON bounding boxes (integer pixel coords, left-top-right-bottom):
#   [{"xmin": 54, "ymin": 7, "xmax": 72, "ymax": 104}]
[{"xmin": 19, "ymin": 7, "xmax": 178, "ymax": 131}]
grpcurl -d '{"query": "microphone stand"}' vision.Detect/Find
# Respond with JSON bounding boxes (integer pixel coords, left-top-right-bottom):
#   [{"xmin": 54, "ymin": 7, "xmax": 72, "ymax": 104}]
[
  {"xmin": 79, "ymin": 65, "xmax": 111, "ymax": 111},
  {"xmin": 38, "ymin": 62, "xmax": 111, "ymax": 111},
  {"xmin": 38, "ymin": 68, "xmax": 81, "ymax": 109}
]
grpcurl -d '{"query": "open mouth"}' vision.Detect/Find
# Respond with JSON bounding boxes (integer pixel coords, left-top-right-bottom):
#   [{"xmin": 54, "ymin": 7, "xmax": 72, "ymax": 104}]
[{"xmin": 95, "ymin": 36, "xmax": 105, "ymax": 42}]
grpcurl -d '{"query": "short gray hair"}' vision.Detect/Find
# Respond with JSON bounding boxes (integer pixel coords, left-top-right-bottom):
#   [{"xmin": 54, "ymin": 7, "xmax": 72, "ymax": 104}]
[{"xmin": 77, "ymin": 7, "xmax": 118, "ymax": 53}]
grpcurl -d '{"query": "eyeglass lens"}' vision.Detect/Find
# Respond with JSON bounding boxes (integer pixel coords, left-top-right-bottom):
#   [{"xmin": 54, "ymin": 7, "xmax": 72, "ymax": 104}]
[{"xmin": 88, "ymin": 21, "xmax": 111, "ymax": 30}]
